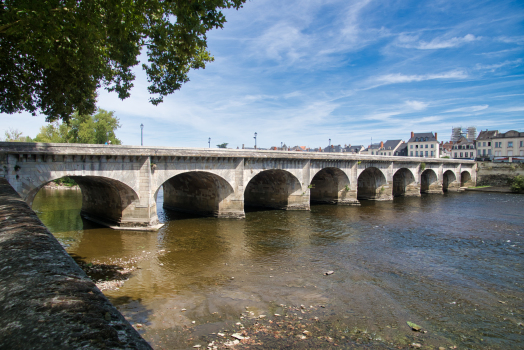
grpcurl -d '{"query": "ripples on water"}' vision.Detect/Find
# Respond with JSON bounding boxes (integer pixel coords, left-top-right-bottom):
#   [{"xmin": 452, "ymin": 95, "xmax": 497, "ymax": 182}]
[{"xmin": 33, "ymin": 189, "xmax": 524, "ymax": 349}]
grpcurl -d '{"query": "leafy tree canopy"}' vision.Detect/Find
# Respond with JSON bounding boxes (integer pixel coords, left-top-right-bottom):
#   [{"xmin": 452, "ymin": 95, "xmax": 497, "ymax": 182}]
[
  {"xmin": 34, "ymin": 108, "xmax": 121, "ymax": 144},
  {"xmin": 0, "ymin": 0, "xmax": 245, "ymax": 123},
  {"xmin": 217, "ymin": 142, "xmax": 228, "ymax": 148}
]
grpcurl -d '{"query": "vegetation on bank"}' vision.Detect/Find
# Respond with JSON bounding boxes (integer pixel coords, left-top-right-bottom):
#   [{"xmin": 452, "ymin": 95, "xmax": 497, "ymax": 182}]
[{"xmin": 511, "ymin": 175, "xmax": 524, "ymax": 193}]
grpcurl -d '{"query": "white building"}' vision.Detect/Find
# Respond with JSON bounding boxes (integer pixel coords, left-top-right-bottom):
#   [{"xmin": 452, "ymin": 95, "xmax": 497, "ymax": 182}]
[{"xmin": 407, "ymin": 132, "xmax": 440, "ymax": 158}]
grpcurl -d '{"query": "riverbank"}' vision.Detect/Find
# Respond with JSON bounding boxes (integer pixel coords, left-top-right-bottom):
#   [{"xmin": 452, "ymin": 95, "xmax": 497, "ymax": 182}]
[
  {"xmin": 43, "ymin": 181, "xmax": 80, "ymax": 190},
  {"xmin": 0, "ymin": 178, "xmax": 151, "ymax": 350},
  {"xmin": 465, "ymin": 186, "xmax": 513, "ymax": 193}
]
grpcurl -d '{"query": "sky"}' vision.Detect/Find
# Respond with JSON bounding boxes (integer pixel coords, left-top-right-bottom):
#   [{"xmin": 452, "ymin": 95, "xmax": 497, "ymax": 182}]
[{"xmin": 1, "ymin": 0, "xmax": 523, "ymax": 149}]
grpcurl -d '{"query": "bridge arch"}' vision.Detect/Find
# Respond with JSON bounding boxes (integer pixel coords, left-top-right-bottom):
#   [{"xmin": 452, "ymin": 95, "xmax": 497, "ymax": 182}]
[
  {"xmin": 244, "ymin": 169, "xmax": 308, "ymax": 210},
  {"xmin": 392, "ymin": 168, "xmax": 417, "ymax": 197},
  {"xmin": 27, "ymin": 176, "xmax": 141, "ymax": 227},
  {"xmin": 443, "ymin": 170, "xmax": 457, "ymax": 192},
  {"xmin": 357, "ymin": 167, "xmax": 391, "ymax": 200},
  {"xmin": 160, "ymin": 171, "xmax": 236, "ymax": 218},
  {"xmin": 310, "ymin": 167, "xmax": 350, "ymax": 204},
  {"xmin": 420, "ymin": 169, "xmax": 439, "ymax": 193},
  {"xmin": 461, "ymin": 171, "xmax": 473, "ymax": 187}
]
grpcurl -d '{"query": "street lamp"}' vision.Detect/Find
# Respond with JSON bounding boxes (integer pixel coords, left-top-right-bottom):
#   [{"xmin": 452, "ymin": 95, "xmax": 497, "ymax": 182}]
[
  {"xmin": 208, "ymin": 137, "xmax": 211, "ymax": 148},
  {"xmin": 140, "ymin": 124, "xmax": 144, "ymax": 146},
  {"xmin": 329, "ymin": 138, "xmax": 331, "ymax": 147},
  {"xmin": 281, "ymin": 141, "xmax": 283, "ymax": 150},
  {"xmin": 254, "ymin": 132, "xmax": 257, "ymax": 149}
]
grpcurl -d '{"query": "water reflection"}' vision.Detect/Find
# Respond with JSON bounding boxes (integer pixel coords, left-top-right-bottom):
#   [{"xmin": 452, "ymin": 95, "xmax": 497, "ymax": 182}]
[{"xmin": 33, "ymin": 188, "xmax": 524, "ymax": 349}]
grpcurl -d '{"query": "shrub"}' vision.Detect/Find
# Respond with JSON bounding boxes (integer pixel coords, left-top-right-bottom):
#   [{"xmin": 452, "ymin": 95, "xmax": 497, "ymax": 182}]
[
  {"xmin": 53, "ymin": 177, "xmax": 77, "ymax": 187},
  {"xmin": 511, "ymin": 175, "xmax": 524, "ymax": 193}
]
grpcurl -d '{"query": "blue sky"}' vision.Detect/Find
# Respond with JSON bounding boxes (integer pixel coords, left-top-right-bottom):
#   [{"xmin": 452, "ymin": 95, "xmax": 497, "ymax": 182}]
[{"xmin": 2, "ymin": 0, "xmax": 523, "ymax": 149}]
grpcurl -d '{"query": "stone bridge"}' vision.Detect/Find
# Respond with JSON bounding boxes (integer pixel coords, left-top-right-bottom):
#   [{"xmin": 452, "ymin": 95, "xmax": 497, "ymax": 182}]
[{"xmin": 0, "ymin": 143, "xmax": 477, "ymax": 230}]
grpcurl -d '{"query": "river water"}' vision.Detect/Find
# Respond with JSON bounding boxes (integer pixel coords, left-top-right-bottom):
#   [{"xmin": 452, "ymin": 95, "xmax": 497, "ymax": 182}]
[{"xmin": 33, "ymin": 189, "xmax": 524, "ymax": 349}]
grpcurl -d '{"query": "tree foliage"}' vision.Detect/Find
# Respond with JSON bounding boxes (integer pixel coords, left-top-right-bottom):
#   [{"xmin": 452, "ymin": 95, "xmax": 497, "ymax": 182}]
[
  {"xmin": 217, "ymin": 142, "xmax": 228, "ymax": 148},
  {"xmin": 0, "ymin": 0, "xmax": 246, "ymax": 123},
  {"xmin": 511, "ymin": 175, "xmax": 524, "ymax": 193},
  {"xmin": 34, "ymin": 109, "xmax": 121, "ymax": 144},
  {"xmin": 2, "ymin": 128, "xmax": 33, "ymax": 142}
]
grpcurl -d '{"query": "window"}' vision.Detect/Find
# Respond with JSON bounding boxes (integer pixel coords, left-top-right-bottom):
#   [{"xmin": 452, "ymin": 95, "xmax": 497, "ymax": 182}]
[
  {"xmin": 425, "ymin": 144, "xmax": 428, "ymax": 148},
  {"xmin": 488, "ymin": 142, "xmax": 491, "ymax": 146},
  {"xmin": 454, "ymin": 152, "xmax": 457, "ymax": 158},
  {"xmin": 508, "ymin": 141, "xmax": 513, "ymax": 147},
  {"xmin": 431, "ymin": 151, "xmax": 434, "ymax": 156},
  {"xmin": 410, "ymin": 145, "xmax": 413, "ymax": 149},
  {"xmin": 482, "ymin": 142, "xmax": 485, "ymax": 147},
  {"xmin": 488, "ymin": 149, "xmax": 491, "ymax": 155},
  {"xmin": 483, "ymin": 149, "xmax": 486, "ymax": 156},
  {"xmin": 416, "ymin": 145, "xmax": 419, "ymax": 148},
  {"xmin": 415, "ymin": 151, "xmax": 418, "ymax": 156},
  {"xmin": 520, "ymin": 141, "xmax": 523, "ymax": 147},
  {"xmin": 495, "ymin": 142, "xmax": 501, "ymax": 148},
  {"xmin": 410, "ymin": 151, "xmax": 413, "ymax": 156},
  {"xmin": 470, "ymin": 152, "xmax": 474, "ymax": 157},
  {"xmin": 460, "ymin": 152, "xmax": 463, "ymax": 157},
  {"xmin": 431, "ymin": 144, "xmax": 434, "ymax": 148},
  {"xmin": 425, "ymin": 137, "xmax": 428, "ymax": 141},
  {"xmin": 389, "ymin": 152, "xmax": 391, "ymax": 156}
]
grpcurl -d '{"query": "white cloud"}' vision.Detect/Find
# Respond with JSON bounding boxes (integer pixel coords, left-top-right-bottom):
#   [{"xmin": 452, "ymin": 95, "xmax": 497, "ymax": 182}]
[
  {"xmin": 405, "ymin": 100, "xmax": 429, "ymax": 111},
  {"xmin": 475, "ymin": 59, "xmax": 522, "ymax": 71},
  {"xmin": 443, "ymin": 105, "xmax": 489, "ymax": 113},
  {"xmin": 370, "ymin": 70, "xmax": 467, "ymax": 87},
  {"xmin": 500, "ymin": 106, "xmax": 524, "ymax": 112},
  {"xmin": 396, "ymin": 34, "xmax": 480, "ymax": 50}
]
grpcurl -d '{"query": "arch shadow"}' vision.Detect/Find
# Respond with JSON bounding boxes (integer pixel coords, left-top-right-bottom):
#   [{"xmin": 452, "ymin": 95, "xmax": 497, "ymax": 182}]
[
  {"xmin": 357, "ymin": 167, "xmax": 388, "ymax": 200},
  {"xmin": 420, "ymin": 169, "xmax": 438, "ymax": 193},
  {"xmin": 461, "ymin": 171, "xmax": 472, "ymax": 187},
  {"xmin": 244, "ymin": 169, "xmax": 304, "ymax": 210},
  {"xmin": 161, "ymin": 171, "xmax": 235, "ymax": 217},
  {"xmin": 310, "ymin": 167, "xmax": 350, "ymax": 204},
  {"xmin": 443, "ymin": 170, "xmax": 457, "ymax": 192},
  {"xmin": 393, "ymin": 168, "xmax": 416, "ymax": 197},
  {"xmin": 27, "ymin": 176, "xmax": 140, "ymax": 227}
]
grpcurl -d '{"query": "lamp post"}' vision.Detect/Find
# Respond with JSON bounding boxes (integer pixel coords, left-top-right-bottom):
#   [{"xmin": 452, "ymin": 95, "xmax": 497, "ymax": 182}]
[
  {"xmin": 140, "ymin": 124, "xmax": 144, "ymax": 146},
  {"xmin": 208, "ymin": 137, "xmax": 211, "ymax": 148},
  {"xmin": 329, "ymin": 138, "xmax": 331, "ymax": 147},
  {"xmin": 281, "ymin": 141, "xmax": 283, "ymax": 150},
  {"xmin": 254, "ymin": 132, "xmax": 257, "ymax": 149}
]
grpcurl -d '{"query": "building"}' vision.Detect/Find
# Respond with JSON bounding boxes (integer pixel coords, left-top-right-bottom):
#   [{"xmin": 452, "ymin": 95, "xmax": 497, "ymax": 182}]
[
  {"xmin": 475, "ymin": 130, "xmax": 498, "ymax": 160},
  {"xmin": 377, "ymin": 140, "xmax": 404, "ymax": 156},
  {"xmin": 451, "ymin": 136, "xmax": 475, "ymax": 160},
  {"xmin": 441, "ymin": 141, "xmax": 453, "ymax": 158},
  {"xmin": 407, "ymin": 132, "xmax": 440, "ymax": 158},
  {"xmin": 394, "ymin": 143, "xmax": 408, "ymax": 156},
  {"xmin": 345, "ymin": 145, "xmax": 365, "ymax": 154},
  {"xmin": 491, "ymin": 130, "xmax": 524, "ymax": 162}
]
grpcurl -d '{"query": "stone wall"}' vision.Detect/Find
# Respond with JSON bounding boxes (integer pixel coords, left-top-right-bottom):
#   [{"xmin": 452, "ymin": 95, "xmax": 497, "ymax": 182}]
[
  {"xmin": 0, "ymin": 178, "xmax": 152, "ymax": 350},
  {"xmin": 476, "ymin": 162, "xmax": 524, "ymax": 187}
]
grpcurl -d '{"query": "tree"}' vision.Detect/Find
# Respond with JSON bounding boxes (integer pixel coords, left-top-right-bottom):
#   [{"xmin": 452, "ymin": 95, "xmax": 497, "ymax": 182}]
[
  {"xmin": 0, "ymin": 0, "xmax": 246, "ymax": 123},
  {"xmin": 34, "ymin": 109, "xmax": 121, "ymax": 144},
  {"xmin": 2, "ymin": 128, "xmax": 32, "ymax": 142},
  {"xmin": 217, "ymin": 142, "xmax": 228, "ymax": 148}
]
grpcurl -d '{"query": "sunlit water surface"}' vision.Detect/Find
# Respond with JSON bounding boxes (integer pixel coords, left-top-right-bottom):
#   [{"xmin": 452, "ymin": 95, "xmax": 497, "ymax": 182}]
[{"xmin": 33, "ymin": 189, "xmax": 524, "ymax": 349}]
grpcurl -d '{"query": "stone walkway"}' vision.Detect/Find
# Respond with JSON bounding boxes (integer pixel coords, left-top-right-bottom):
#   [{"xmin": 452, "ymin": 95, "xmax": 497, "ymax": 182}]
[{"xmin": 0, "ymin": 178, "xmax": 152, "ymax": 350}]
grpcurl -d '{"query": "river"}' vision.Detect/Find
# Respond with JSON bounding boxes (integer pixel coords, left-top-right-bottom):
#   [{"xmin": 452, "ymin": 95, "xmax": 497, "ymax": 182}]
[{"xmin": 32, "ymin": 189, "xmax": 524, "ymax": 349}]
